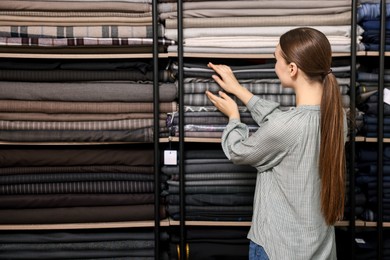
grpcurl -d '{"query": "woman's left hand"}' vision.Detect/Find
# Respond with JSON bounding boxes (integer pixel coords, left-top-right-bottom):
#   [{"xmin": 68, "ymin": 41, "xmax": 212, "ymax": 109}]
[{"xmin": 205, "ymin": 90, "xmax": 240, "ymax": 120}]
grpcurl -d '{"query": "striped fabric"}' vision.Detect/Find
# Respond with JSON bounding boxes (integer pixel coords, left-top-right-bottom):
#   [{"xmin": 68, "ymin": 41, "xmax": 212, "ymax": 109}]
[
  {"xmin": 0, "ymin": 37, "xmax": 175, "ymax": 47},
  {"xmin": 0, "ymin": 25, "xmax": 163, "ymax": 38},
  {"xmin": 0, "ymin": 181, "xmax": 154, "ymax": 194},
  {"xmin": 0, "ymin": 118, "xmax": 166, "ymax": 130}
]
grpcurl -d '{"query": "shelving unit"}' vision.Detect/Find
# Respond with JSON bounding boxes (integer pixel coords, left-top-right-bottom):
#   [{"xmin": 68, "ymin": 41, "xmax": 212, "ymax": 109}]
[{"xmin": 2, "ymin": 0, "xmax": 390, "ymax": 259}]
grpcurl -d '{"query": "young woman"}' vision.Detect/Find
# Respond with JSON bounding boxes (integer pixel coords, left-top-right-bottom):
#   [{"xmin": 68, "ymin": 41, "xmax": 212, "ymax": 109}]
[{"xmin": 205, "ymin": 27, "xmax": 347, "ymax": 259}]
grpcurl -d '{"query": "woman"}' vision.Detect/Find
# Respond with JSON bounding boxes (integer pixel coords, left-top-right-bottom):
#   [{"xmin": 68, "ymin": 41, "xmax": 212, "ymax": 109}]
[{"xmin": 205, "ymin": 27, "xmax": 347, "ymax": 259}]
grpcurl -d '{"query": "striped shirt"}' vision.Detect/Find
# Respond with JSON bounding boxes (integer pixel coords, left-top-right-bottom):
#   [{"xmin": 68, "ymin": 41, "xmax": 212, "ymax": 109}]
[{"xmin": 222, "ymin": 95, "xmax": 344, "ymax": 260}]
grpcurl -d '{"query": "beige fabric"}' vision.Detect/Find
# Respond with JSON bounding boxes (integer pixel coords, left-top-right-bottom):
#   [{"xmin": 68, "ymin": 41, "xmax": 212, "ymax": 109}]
[
  {"xmin": 0, "ymin": 112, "xmax": 167, "ymax": 121},
  {"xmin": 0, "ymin": 1, "xmax": 151, "ymax": 12},
  {"xmin": 0, "ymin": 12, "xmax": 152, "ymax": 26},
  {"xmin": 165, "ymin": 11, "xmax": 351, "ymax": 29}
]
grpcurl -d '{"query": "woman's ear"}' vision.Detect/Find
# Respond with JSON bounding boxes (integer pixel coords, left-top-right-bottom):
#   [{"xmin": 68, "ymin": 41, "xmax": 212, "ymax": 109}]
[{"xmin": 289, "ymin": 62, "xmax": 298, "ymax": 77}]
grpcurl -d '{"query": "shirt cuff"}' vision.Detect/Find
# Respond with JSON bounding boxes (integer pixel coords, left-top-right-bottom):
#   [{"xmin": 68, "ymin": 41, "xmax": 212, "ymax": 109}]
[{"xmin": 246, "ymin": 95, "xmax": 260, "ymax": 111}]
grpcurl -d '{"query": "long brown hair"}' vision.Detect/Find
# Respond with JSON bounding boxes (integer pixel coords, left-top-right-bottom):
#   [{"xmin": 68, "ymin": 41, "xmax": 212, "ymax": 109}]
[{"xmin": 279, "ymin": 27, "xmax": 346, "ymax": 225}]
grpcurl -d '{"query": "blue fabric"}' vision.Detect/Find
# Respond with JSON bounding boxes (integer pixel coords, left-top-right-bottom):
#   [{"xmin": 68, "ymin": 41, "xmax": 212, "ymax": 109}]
[
  {"xmin": 357, "ymin": 3, "xmax": 390, "ymax": 22},
  {"xmin": 249, "ymin": 241, "xmax": 269, "ymax": 260}
]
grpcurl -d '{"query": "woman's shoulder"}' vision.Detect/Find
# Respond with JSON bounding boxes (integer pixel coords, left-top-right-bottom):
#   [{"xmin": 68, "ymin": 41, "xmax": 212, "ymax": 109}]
[{"xmin": 265, "ymin": 106, "xmax": 320, "ymax": 135}]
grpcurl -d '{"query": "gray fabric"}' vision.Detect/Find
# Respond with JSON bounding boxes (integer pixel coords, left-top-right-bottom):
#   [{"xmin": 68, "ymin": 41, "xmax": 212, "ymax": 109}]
[
  {"xmin": 164, "ymin": 11, "xmax": 351, "ymax": 29},
  {"xmin": 0, "ymin": 82, "xmax": 177, "ymax": 102},
  {"xmin": 0, "ymin": 118, "xmax": 165, "ymax": 130},
  {"xmin": 0, "ymin": 100, "xmax": 177, "ymax": 113},
  {"xmin": 0, "ymin": 128, "xmax": 155, "ymax": 142}
]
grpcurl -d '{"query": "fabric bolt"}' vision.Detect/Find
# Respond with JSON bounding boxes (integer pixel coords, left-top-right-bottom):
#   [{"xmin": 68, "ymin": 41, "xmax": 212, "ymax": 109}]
[
  {"xmin": 180, "ymin": 131, "xmax": 223, "ymax": 138},
  {"xmin": 0, "ymin": 25, "xmax": 163, "ymax": 38},
  {"xmin": 0, "ymin": 181, "xmax": 155, "ymax": 194},
  {"xmin": 167, "ymin": 193, "xmax": 254, "ymax": 206},
  {"xmin": 0, "ymin": 204, "xmax": 160, "ymax": 224},
  {"xmin": 0, "ymin": 251, "xmax": 156, "ymax": 260},
  {"xmin": 0, "ymin": 69, "xmax": 173, "ymax": 82},
  {"xmin": 167, "ymin": 45, "xmax": 356, "ymax": 54},
  {"xmin": 0, "ymin": 193, "xmax": 155, "ymax": 209},
  {"xmin": 182, "ymin": 93, "xmax": 350, "ymax": 108},
  {"xmin": 0, "ymin": 146, "xmax": 154, "ymax": 167},
  {"xmin": 0, "ymin": 58, "xmax": 153, "ymax": 70},
  {"xmin": 164, "ymin": 25, "xmax": 358, "ymax": 42},
  {"xmin": 169, "ymin": 172, "xmax": 256, "ymax": 181},
  {"xmin": 168, "ymin": 112, "xmax": 256, "ymax": 126},
  {"xmin": 168, "ymin": 206, "xmax": 253, "ymax": 221},
  {"xmin": 0, "ymin": 165, "xmax": 154, "ymax": 175},
  {"xmin": 0, "ymin": 37, "xmax": 175, "ymax": 48},
  {"xmin": 0, "ymin": 82, "xmax": 177, "ymax": 102},
  {"xmin": 0, "ymin": 112, "xmax": 162, "ymax": 121},
  {"xmin": 0, "ymin": 229, "xmax": 158, "ymax": 243},
  {"xmin": 0, "ymin": 13, "xmax": 153, "ymax": 26},
  {"xmin": 167, "ymin": 183, "xmax": 255, "ymax": 194},
  {"xmin": 184, "ymin": 93, "xmax": 295, "ymax": 107},
  {"xmin": 0, "ymin": 100, "xmax": 177, "ymax": 113},
  {"xmin": 164, "ymin": 11, "xmax": 352, "ymax": 29},
  {"xmin": 0, "ymin": 128, "xmax": 157, "ymax": 142},
  {"xmin": 0, "ymin": 239, "xmax": 154, "ymax": 251},
  {"xmin": 158, "ymin": 1, "xmax": 351, "ymax": 13},
  {"xmin": 159, "ymin": 6, "xmax": 351, "ymax": 20},
  {"xmin": 161, "ymin": 162, "xmax": 256, "ymax": 175},
  {"xmin": 0, "ymin": 172, "xmax": 154, "ymax": 184},
  {"xmin": 0, "ymin": 1, "xmax": 152, "ymax": 12},
  {"xmin": 357, "ymin": 2, "xmax": 390, "ymax": 22},
  {"xmin": 0, "ymin": 118, "xmax": 165, "ymax": 130}
]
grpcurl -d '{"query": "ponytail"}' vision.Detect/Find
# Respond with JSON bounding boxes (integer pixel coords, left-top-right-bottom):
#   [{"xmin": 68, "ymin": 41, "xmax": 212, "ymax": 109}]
[{"xmin": 319, "ymin": 73, "xmax": 346, "ymax": 225}]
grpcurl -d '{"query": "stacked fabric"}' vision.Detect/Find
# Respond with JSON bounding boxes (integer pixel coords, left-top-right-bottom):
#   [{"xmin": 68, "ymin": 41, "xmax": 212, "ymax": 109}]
[
  {"xmin": 0, "ymin": 58, "xmax": 178, "ymax": 143},
  {"xmin": 336, "ymin": 229, "xmax": 390, "ymax": 259},
  {"xmin": 167, "ymin": 58, "xmax": 352, "ymax": 139},
  {"xmin": 169, "ymin": 227, "xmax": 250, "ymax": 260},
  {"xmin": 357, "ymin": 0, "xmax": 390, "ymax": 51},
  {"xmin": 355, "ymin": 143, "xmax": 390, "ymax": 222},
  {"xmin": 0, "ymin": 0, "xmax": 175, "ymax": 54},
  {"xmin": 0, "ymin": 144, "xmax": 166, "ymax": 224},
  {"xmin": 356, "ymin": 63, "xmax": 390, "ymax": 137},
  {"xmin": 159, "ymin": 0, "xmax": 363, "ymax": 54},
  {"xmin": 162, "ymin": 148, "xmax": 256, "ymax": 221},
  {"xmin": 0, "ymin": 229, "xmax": 170, "ymax": 260}
]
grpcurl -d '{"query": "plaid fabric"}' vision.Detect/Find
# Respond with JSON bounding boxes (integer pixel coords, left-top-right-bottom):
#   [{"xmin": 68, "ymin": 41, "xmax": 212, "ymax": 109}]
[
  {"xmin": 183, "ymin": 81, "xmax": 349, "ymax": 94},
  {"xmin": 0, "ymin": 118, "xmax": 166, "ymax": 130},
  {"xmin": 0, "ymin": 37, "xmax": 175, "ymax": 47},
  {"xmin": 184, "ymin": 93, "xmax": 296, "ymax": 107},
  {"xmin": 0, "ymin": 25, "xmax": 163, "ymax": 38}
]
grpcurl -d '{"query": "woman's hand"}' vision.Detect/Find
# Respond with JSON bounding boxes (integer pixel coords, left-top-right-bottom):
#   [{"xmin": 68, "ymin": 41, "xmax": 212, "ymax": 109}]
[
  {"xmin": 205, "ymin": 90, "xmax": 240, "ymax": 120},
  {"xmin": 208, "ymin": 62, "xmax": 254, "ymax": 105},
  {"xmin": 207, "ymin": 62, "xmax": 242, "ymax": 95}
]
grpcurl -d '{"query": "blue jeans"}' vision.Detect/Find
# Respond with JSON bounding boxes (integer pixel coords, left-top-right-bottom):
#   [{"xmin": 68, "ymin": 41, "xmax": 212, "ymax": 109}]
[{"xmin": 249, "ymin": 240, "xmax": 269, "ymax": 260}]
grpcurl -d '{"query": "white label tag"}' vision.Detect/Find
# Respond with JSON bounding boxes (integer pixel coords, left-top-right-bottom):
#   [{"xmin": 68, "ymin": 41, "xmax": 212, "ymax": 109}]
[
  {"xmin": 355, "ymin": 238, "xmax": 365, "ymax": 244},
  {"xmin": 384, "ymin": 88, "xmax": 390, "ymax": 105},
  {"xmin": 164, "ymin": 150, "xmax": 177, "ymax": 165}
]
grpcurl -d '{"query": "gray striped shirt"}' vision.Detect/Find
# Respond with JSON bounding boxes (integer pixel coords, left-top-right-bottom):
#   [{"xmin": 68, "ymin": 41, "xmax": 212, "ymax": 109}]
[{"xmin": 222, "ymin": 95, "xmax": 342, "ymax": 260}]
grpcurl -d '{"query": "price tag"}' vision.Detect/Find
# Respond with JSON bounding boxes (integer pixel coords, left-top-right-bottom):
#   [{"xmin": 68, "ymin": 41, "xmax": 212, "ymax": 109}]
[
  {"xmin": 164, "ymin": 150, "xmax": 177, "ymax": 165},
  {"xmin": 355, "ymin": 238, "xmax": 365, "ymax": 244},
  {"xmin": 384, "ymin": 88, "xmax": 390, "ymax": 105}
]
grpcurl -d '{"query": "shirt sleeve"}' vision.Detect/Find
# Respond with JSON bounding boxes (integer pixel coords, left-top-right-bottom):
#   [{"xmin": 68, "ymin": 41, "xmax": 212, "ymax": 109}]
[
  {"xmin": 246, "ymin": 95, "xmax": 281, "ymax": 126},
  {"xmin": 222, "ymin": 97, "xmax": 298, "ymax": 172}
]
